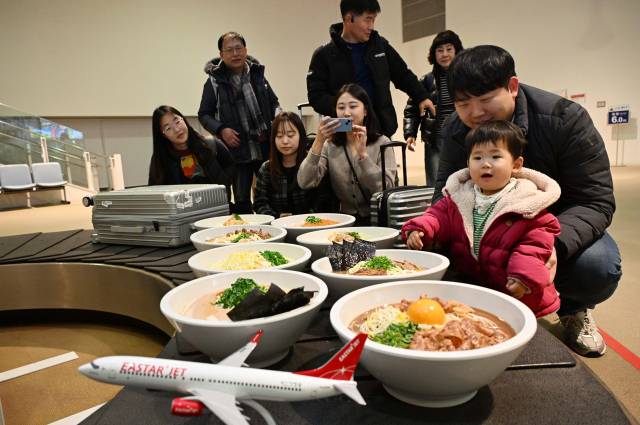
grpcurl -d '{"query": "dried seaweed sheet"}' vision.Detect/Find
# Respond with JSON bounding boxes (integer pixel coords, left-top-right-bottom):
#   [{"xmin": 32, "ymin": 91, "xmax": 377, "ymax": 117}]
[
  {"xmin": 327, "ymin": 242, "xmax": 344, "ymax": 271},
  {"xmin": 353, "ymin": 238, "xmax": 376, "ymax": 263},
  {"xmin": 271, "ymin": 287, "xmax": 316, "ymax": 315}
]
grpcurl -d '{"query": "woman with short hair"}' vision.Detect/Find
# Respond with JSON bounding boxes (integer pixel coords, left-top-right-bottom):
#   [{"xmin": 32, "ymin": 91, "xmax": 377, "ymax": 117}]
[{"xmin": 403, "ymin": 30, "xmax": 464, "ymax": 187}]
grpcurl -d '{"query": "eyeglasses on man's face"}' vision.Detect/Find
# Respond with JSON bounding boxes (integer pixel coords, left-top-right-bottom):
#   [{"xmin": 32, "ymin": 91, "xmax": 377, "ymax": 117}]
[
  {"xmin": 162, "ymin": 118, "xmax": 184, "ymax": 136},
  {"xmin": 224, "ymin": 45, "xmax": 245, "ymax": 54}
]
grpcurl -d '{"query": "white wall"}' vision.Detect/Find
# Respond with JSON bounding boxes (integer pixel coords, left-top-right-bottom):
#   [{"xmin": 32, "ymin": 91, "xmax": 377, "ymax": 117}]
[{"xmin": 1, "ymin": 0, "xmax": 638, "ymax": 182}]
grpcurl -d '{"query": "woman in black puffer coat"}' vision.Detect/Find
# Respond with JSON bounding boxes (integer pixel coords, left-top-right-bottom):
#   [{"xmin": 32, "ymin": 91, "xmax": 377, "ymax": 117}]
[{"xmin": 403, "ymin": 30, "xmax": 463, "ymax": 187}]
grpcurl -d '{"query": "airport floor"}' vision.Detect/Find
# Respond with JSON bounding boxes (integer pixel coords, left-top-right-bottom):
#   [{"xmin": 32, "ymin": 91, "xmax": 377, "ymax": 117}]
[{"xmin": 0, "ymin": 166, "xmax": 639, "ymax": 424}]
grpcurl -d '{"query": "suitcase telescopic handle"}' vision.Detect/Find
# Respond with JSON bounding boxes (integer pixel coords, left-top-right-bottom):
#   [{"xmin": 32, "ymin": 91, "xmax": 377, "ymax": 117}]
[
  {"xmin": 297, "ymin": 103, "xmax": 311, "ymax": 119},
  {"xmin": 380, "ymin": 141, "xmax": 408, "ymax": 191}
]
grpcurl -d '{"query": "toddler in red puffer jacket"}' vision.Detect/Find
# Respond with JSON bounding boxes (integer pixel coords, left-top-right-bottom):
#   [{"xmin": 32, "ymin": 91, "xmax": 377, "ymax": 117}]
[{"xmin": 402, "ymin": 121, "xmax": 561, "ymax": 317}]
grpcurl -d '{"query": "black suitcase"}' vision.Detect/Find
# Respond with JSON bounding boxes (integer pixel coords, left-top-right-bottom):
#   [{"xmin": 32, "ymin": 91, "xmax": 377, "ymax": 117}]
[{"xmin": 370, "ymin": 141, "xmax": 434, "ymax": 248}]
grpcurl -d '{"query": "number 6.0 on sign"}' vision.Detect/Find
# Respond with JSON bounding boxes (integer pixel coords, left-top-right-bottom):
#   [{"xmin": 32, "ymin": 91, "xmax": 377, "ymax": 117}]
[{"xmin": 608, "ymin": 104, "xmax": 629, "ymax": 125}]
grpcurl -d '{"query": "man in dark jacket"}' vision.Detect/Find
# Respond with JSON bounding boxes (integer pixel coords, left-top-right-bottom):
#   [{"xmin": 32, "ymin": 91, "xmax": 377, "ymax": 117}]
[
  {"xmin": 198, "ymin": 32, "xmax": 281, "ymax": 214},
  {"xmin": 307, "ymin": 0, "xmax": 434, "ymax": 137},
  {"xmin": 434, "ymin": 45, "xmax": 621, "ymax": 357}
]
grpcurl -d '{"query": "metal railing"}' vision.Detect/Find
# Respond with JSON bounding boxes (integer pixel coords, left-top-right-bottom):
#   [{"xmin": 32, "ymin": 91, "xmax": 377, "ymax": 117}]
[{"xmin": 0, "ymin": 102, "xmax": 124, "ymax": 192}]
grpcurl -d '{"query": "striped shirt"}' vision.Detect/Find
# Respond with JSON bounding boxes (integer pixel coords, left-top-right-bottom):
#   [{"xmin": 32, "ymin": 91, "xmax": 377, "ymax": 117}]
[
  {"xmin": 436, "ymin": 69, "xmax": 456, "ymax": 136},
  {"xmin": 472, "ymin": 202, "xmax": 498, "ymax": 256}
]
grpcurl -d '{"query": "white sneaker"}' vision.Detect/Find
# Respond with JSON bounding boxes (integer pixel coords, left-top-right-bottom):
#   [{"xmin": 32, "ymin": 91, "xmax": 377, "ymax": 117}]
[{"xmin": 559, "ymin": 310, "xmax": 606, "ymax": 357}]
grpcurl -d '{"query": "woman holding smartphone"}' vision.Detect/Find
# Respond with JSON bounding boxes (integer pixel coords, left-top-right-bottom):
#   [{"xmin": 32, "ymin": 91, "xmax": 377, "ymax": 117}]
[{"xmin": 298, "ymin": 84, "xmax": 396, "ymax": 226}]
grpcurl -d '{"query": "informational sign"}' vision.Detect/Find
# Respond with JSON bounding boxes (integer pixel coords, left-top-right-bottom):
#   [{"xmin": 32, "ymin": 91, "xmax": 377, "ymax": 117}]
[
  {"xmin": 608, "ymin": 104, "xmax": 630, "ymax": 125},
  {"xmin": 552, "ymin": 89, "xmax": 567, "ymax": 98},
  {"xmin": 597, "ymin": 101, "xmax": 606, "ymax": 108},
  {"xmin": 570, "ymin": 93, "xmax": 586, "ymax": 104}
]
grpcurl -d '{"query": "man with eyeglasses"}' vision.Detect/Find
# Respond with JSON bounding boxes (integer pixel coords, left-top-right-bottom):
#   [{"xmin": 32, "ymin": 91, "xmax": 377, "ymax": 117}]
[
  {"xmin": 199, "ymin": 31, "xmax": 281, "ymax": 214},
  {"xmin": 307, "ymin": 0, "xmax": 434, "ymax": 138}
]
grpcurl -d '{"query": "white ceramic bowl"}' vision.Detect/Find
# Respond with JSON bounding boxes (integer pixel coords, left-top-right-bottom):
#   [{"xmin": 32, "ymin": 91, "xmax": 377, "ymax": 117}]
[
  {"xmin": 188, "ymin": 242, "xmax": 312, "ymax": 278},
  {"xmin": 190, "ymin": 225, "xmax": 287, "ymax": 252},
  {"xmin": 330, "ymin": 280, "xmax": 537, "ymax": 407},
  {"xmin": 161, "ymin": 270, "xmax": 327, "ymax": 368},
  {"xmin": 270, "ymin": 213, "xmax": 355, "ymax": 243},
  {"xmin": 296, "ymin": 226, "xmax": 400, "ymax": 263},
  {"xmin": 193, "ymin": 214, "xmax": 275, "ymax": 230},
  {"xmin": 311, "ymin": 249, "xmax": 449, "ymax": 299}
]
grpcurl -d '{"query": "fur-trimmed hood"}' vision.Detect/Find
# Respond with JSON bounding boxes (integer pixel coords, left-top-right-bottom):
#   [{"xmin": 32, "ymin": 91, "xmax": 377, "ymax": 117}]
[{"xmin": 444, "ymin": 167, "xmax": 561, "ymax": 257}]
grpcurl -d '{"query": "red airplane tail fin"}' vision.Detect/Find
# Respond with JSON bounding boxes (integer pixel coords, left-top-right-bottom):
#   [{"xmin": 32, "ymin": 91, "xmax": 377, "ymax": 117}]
[{"xmin": 293, "ymin": 333, "xmax": 367, "ymax": 381}]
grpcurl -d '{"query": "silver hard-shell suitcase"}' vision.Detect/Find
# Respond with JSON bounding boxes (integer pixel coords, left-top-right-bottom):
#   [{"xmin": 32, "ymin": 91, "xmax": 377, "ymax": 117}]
[
  {"xmin": 90, "ymin": 185, "xmax": 229, "ymax": 247},
  {"xmin": 370, "ymin": 142, "xmax": 434, "ymax": 248}
]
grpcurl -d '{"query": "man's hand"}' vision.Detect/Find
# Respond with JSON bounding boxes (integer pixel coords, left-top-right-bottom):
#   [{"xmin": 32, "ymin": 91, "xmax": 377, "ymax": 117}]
[
  {"xmin": 407, "ymin": 137, "xmax": 416, "ymax": 152},
  {"xmin": 280, "ymin": 213, "xmax": 292, "ymax": 218},
  {"xmin": 419, "ymin": 99, "xmax": 436, "ymax": 117},
  {"xmin": 221, "ymin": 128, "xmax": 241, "ymax": 147},
  {"xmin": 545, "ymin": 248, "xmax": 557, "ymax": 286},
  {"xmin": 506, "ymin": 279, "xmax": 527, "ymax": 299}
]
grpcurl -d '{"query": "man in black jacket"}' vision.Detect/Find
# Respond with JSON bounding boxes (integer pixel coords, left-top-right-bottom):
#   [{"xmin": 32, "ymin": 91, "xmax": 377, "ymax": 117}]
[
  {"xmin": 198, "ymin": 32, "xmax": 281, "ymax": 214},
  {"xmin": 434, "ymin": 45, "xmax": 621, "ymax": 357},
  {"xmin": 307, "ymin": 0, "xmax": 434, "ymax": 137}
]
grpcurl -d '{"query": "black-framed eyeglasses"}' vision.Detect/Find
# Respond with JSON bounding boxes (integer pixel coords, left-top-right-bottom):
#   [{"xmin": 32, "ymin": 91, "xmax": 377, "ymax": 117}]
[{"xmin": 162, "ymin": 118, "xmax": 184, "ymax": 135}]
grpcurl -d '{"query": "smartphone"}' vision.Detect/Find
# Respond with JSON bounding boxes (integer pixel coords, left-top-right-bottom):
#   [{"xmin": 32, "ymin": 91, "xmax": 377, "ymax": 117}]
[{"xmin": 329, "ymin": 118, "xmax": 353, "ymax": 132}]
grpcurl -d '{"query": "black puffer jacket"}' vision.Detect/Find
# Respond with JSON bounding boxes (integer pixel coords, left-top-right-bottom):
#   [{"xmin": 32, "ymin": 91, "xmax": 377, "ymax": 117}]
[
  {"xmin": 307, "ymin": 23, "xmax": 428, "ymax": 137},
  {"xmin": 403, "ymin": 69, "xmax": 438, "ymax": 145},
  {"xmin": 148, "ymin": 137, "xmax": 235, "ymax": 201},
  {"xmin": 198, "ymin": 56, "xmax": 280, "ymax": 164},
  {"xmin": 434, "ymin": 83, "xmax": 615, "ymax": 262}
]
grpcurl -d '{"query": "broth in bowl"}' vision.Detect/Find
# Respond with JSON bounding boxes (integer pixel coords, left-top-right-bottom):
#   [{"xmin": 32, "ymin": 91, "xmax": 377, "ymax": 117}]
[{"xmin": 349, "ymin": 294, "xmax": 515, "ymax": 352}]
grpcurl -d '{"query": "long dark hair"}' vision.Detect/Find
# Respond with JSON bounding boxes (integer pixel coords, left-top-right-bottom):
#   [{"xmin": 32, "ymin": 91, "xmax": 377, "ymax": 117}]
[
  {"xmin": 149, "ymin": 105, "xmax": 213, "ymax": 184},
  {"xmin": 269, "ymin": 112, "xmax": 307, "ymax": 192},
  {"xmin": 329, "ymin": 84, "xmax": 382, "ymax": 147}
]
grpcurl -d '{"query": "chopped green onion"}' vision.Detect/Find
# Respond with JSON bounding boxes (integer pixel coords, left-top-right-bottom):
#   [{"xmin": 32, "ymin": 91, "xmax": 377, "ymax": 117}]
[
  {"xmin": 215, "ymin": 278, "xmax": 267, "ymax": 308},
  {"xmin": 371, "ymin": 322, "xmax": 421, "ymax": 349},
  {"xmin": 232, "ymin": 233, "xmax": 252, "ymax": 243},
  {"xmin": 362, "ymin": 256, "xmax": 394, "ymax": 270},
  {"xmin": 232, "ymin": 213, "xmax": 243, "ymax": 221},
  {"xmin": 304, "ymin": 216, "xmax": 322, "ymax": 224},
  {"xmin": 260, "ymin": 250, "xmax": 289, "ymax": 267}
]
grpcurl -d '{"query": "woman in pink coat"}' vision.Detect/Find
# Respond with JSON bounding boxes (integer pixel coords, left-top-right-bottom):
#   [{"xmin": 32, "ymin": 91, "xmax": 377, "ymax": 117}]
[{"xmin": 402, "ymin": 121, "xmax": 561, "ymax": 317}]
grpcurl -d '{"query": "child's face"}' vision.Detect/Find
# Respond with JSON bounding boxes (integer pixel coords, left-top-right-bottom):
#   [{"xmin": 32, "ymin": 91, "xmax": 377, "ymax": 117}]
[{"xmin": 467, "ymin": 140, "xmax": 523, "ymax": 195}]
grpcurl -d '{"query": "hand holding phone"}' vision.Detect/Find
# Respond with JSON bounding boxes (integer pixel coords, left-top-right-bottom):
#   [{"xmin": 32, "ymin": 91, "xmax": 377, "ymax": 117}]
[{"xmin": 330, "ymin": 118, "xmax": 353, "ymax": 133}]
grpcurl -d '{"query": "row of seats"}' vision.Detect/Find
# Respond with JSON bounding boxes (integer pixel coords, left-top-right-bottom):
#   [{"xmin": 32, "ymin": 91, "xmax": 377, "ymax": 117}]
[{"xmin": 0, "ymin": 163, "xmax": 69, "ymax": 203}]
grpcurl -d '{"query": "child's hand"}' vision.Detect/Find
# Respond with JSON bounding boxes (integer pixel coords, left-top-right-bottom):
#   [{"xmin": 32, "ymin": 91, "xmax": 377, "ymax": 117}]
[
  {"xmin": 406, "ymin": 231, "xmax": 424, "ymax": 250},
  {"xmin": 506, "ymin": 279, "xmax": 527, "ymax": 299}
]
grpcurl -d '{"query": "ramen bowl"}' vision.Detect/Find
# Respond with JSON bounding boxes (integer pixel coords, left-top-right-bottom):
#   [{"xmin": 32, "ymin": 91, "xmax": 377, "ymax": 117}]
[
  {"xmin": 161, "ymin": 270, "xmax": 327, "ymax": 368},
  {"xmin": 188, "ymin": 242, "xmax": 312, "ymax": 278},
  {"xmin": 311, "ymin": 249, "xmax": 449, "ymax": 298},
  {"xmin": 296, "ymin": 226, "xmax": 400, "ymax": 263},
  {"xmin": 193, "ymin": 214, "xmax": 275, "ymax": 230},
  {"xmin": 190, "ymin": 225, "xmax": 288, "ymax": 252},
  {"xmin": 330, "ymin": 280, "xmax": 537, "ymax": 407},
  {"xmin": 270, "ymin": 213, "xmax": 356, "ymax": 243}
]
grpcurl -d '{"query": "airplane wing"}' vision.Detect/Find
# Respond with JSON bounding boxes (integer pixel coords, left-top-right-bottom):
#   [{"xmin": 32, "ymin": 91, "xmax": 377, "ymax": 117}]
[
  {"xmin": 218, "ymin": 330, "xmax": 263, "ymax": 368},
  {"xmin": 187, "ymin": 388, "xmax": 249, "ymax": 425}
]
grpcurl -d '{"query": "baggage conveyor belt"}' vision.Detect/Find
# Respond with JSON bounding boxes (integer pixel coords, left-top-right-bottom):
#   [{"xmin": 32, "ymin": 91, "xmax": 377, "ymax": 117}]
[{"xmin": 0, "ymin": 230, "xmax": 634, "ymax": 424}]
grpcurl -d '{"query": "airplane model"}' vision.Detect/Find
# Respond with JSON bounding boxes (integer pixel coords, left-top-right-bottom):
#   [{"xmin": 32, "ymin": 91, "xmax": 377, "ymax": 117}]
[{"xmin": 79, "ymin": 331, "xmax": 368, "ymax": 425}]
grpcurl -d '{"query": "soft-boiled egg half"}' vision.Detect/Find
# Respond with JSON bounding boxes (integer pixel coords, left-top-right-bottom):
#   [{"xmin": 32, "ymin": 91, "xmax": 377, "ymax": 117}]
[{"xmin": 407, "ymin": 299, "xmax": 446, "ymax": 327}]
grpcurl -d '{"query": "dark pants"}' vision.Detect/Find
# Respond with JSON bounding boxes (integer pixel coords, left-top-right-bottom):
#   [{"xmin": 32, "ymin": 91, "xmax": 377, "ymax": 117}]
[
  {"xmin": 555, "ymin": 231, "xmax": 622, "ymax": 316},
  {"xmin": 425, "ymin": 135, "xmax": 442, "ymax": 188},
  {"xmin": 232, "ymin": 160, "xmax": 265, "ymax": 214}
]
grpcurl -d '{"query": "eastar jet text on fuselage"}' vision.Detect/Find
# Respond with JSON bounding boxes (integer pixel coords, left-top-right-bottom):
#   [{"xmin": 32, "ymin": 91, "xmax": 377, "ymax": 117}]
[{"xmin": 79, "ymin": 331, "xmax": 368, "ymax": 425}]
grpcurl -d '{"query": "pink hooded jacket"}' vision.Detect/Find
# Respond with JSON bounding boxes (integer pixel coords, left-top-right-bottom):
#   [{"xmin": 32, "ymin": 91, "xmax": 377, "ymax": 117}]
[{"xmin": 402, "ymin": 167, "xmax": 562, "ymax": 317}]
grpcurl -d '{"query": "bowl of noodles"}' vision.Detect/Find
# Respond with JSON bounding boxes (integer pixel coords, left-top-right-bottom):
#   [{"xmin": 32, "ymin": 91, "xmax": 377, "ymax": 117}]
[
  {"xmin": 270, "ymin": 213, "xmax": 356, "ymax": 243},
  {"xmin": 330, "ymin": 280, "xmax": 537, "ymax": 407},
  {"xmin": 311, "ymin": 249, "xmax": 449, "ymax": 298},
  {"xmin": 190, "ymin": 225, "xmax": 288, "ymax": 252},
  {"xmin": 296, "ymin": 226, "xmax": 399, "ymax": 263},
  {"xmin": 188, "ymin": 242, "xmax": 312, "ymax": 278},
  {"xmin": 161, "ymin": 269, "xmax": 327, "ymax": 368},
  {"xmin": 193, "ymin": 213, "xmax": 275, "ymax": 230}
]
